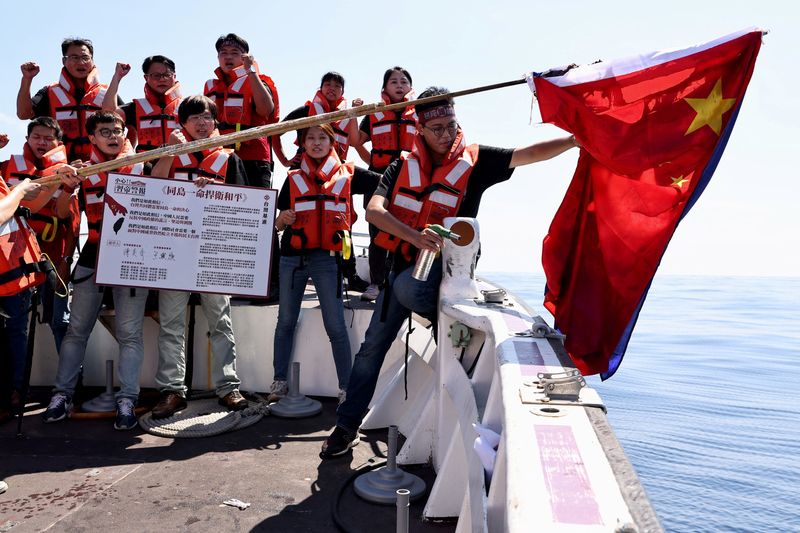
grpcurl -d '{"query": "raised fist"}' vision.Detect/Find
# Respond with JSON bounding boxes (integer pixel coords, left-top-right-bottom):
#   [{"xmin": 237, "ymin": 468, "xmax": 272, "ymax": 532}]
[
  {"xmin": 242, "ymin": 54, "xmax": 255, "ymax": 71},
  {"xmin": 115, "ymin": 62, "xmax": 132, "ymax": 79},
  {"xmin": 20, "ymin": 62, "xmax": 40, "ymax": 80}
]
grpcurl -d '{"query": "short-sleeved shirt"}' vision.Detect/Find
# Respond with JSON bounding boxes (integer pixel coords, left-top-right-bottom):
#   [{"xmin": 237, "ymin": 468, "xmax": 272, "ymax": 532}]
[
  {"xmin": 277, "ymin": 166, "xmax": 380, "ymax": 255},
  {"xmin": 119, "ymin": 102, "xmax": 139, "ymax": 129},
  {"xmin": 358, "ymin": 116, "xmax": 371, "ymax": 136},
  {"xmin": 374, "ymin": 144, "xmax": 515, "ymax": 271}
]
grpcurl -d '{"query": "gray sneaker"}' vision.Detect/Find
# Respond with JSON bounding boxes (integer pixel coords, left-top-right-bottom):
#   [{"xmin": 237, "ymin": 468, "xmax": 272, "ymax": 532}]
[
  {"xmin": 360, "ymin": 284, "xmax": 380, "ymax": 301},
  {"xmin": 42, "ymin": 393, "xmax": 72, "ymax": 423},
  {"xmin": 268, "ymin": 380, "xmax": 288, "ymax": 402}
]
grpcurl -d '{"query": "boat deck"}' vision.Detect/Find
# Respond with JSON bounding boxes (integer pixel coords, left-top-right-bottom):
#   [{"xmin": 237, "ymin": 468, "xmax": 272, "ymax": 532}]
[{"xmin": 1, "ymin": 387, "xmax": 454, "ymax": 533}]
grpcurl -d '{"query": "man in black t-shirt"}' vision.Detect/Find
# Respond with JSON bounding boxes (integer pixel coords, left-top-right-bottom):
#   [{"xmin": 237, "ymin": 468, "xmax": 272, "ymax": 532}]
[{"xmin": 321, "ymin": 86, "xmax": 579, "ymax": 458}]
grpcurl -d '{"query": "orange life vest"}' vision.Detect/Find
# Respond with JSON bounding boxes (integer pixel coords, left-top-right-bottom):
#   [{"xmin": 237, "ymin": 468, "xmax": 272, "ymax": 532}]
[
  {"xmin": 1, "ymin": 144, "xmax": 78, "ymax": 262},
  {"xmin": 204, "ymin": 64, "xmax": 280, "ymax": 161},
  {"xmin": 82, "ymin": 141, "xmax": 143, "ymax": 244},
  {"xmin": 287, "ymin": 150, "xmax": 354, "ymax": 252},
  {"xmin": 47, "ymin": 68, "xmax": 108, "ymax": 161},
  {"xmin": 171, "ymin": 132, "xmax": 233, "ymax": 183},
  {"xmin": 374, "ymin": 132, "xmax": 479, "ymax": 257},
  {"xmin": 133, "ymin": 83, "xmax": 182, "ymax": 152},
  {"xmin": 0, "ymin": 178, "xmax": 48, "ymax": 296},
  {"xmin": 369, "ymin": 91, "xmax": 417, "ymax": 170},
  {"xmin": 305, "ymin": 90, "xmax": 352, "ymax": 161}
]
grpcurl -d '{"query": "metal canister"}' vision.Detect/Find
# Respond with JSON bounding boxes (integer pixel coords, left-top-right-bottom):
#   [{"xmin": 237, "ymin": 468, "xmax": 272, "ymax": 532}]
[{"xmin": 412, "ymin": 248, "xmax": 437, "ymax": 281}]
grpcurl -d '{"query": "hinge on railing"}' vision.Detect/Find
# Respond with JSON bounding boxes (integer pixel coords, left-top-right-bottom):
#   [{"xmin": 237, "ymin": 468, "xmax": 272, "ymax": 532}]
[{"xmin": 535, "ymin": 370, "xmax": 586, "ymax": 401}]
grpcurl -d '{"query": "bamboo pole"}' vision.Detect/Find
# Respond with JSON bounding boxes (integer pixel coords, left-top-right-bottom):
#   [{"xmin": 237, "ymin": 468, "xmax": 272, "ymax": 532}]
[{"xmin": 36, "ymin": 77, "xmax": 527, "ymax": 185}]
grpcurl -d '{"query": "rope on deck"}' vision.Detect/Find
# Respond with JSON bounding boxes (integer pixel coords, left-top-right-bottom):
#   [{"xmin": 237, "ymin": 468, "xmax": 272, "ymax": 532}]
[{"xmin": 139, "ymin": 398, "xmax": 269, "ymax": 438}]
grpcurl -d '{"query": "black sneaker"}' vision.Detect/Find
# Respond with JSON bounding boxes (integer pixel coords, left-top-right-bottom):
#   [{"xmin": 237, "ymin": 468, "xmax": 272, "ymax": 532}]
[
  {"xmin": 320, "ymin": 426, "xmax": 360, "ymax": 458},
  {"xmin": 42, "ymin": 393, "xmax": 72, "ymax": 423},
  {"xmin": 114, "ymin": 398, "xmax": 138, "ymax": 430}
]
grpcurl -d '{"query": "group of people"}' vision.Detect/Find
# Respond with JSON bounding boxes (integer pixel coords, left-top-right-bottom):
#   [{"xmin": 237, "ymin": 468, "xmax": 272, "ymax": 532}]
[{"xmin": 0, "ymin": 34, "xmax": 578, "ymax": 460}]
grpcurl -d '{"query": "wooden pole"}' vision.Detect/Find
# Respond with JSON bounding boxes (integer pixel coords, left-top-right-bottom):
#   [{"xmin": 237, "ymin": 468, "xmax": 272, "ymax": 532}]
[{"xmin": 36, "ymin": 77, "xmax": 528, "ymax": 185}]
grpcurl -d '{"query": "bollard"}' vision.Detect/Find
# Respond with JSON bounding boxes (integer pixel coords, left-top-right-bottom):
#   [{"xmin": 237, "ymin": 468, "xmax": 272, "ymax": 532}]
[
  {"xmin": 396, "ymin": 489, "xmax": 410, "ymax": 533},
  {"xmin": 354, "ymin": 425, "xmax": 426, "ymax": 504},
  {"xmin": 270, "ymin": 362, "xmax": 322, "ymax": 418},
  {"xmin": 81, "ymin": 360, "xmax": 118, "ymax": 412}
]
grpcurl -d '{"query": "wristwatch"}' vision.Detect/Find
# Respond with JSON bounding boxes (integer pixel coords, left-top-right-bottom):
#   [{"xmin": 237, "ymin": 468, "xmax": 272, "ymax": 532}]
[{"xmin": 247, "ymin": 64, "xmax": 257, "ymax": 75}]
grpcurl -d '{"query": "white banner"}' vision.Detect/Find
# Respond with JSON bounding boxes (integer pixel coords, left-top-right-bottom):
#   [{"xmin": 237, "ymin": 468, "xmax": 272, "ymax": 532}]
[{"xmin": 95, "ymin": 173, "xmax": 276, "ymax": 297}]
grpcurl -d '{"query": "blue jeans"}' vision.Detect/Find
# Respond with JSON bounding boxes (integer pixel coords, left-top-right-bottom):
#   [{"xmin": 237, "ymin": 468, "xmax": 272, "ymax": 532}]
[
  {"xmin": 41, "ymin": 279, "xmax": 70, "ymax": 352},
  {"xmin": 274, "ymin": 250, "xmax": 352, "ymax": 389},
  {"xmin": 1, "ymin": 289, "xmax": 31, "ymax": 393},
  {"xmin": 336, "ymin": 258, "xmax": 442, "ymax": 433},
  {"xmin": 53, "ymin": 265, "xmax": 148, "ymax": 401}
]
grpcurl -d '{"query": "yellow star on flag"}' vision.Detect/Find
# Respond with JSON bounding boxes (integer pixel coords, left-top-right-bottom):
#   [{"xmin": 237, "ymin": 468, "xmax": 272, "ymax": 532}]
[
  {"xmin": 670, "ymin": 176, "xmax": 689, "ymax": 189},
  {"xmin": 684, "ymin": 79, "xmax": 736, "ymax": 136}
]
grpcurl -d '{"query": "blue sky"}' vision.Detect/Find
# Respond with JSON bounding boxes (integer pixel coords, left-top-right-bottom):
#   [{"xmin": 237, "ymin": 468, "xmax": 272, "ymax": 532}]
[{"xmin": 0, "ymin": 0, "xmax": 795, "ymax": 275}]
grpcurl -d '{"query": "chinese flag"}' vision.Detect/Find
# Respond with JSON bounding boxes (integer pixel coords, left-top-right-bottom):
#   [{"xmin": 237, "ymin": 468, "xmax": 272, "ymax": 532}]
[{"xmin": 531, "ymin": 29, "xmax": 762, "ymax": 378}]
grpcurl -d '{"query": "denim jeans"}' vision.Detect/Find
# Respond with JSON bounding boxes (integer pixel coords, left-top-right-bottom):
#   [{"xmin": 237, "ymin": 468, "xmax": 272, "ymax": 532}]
[
  {"xmin": 54, "ymin": 265, "xmax": 148, "ymax": 401},
  {"xmin": 40, "ymin": 278, "xmax": 70, "ymax": 352},
  {"xmin": 336, "ymin": 258, "xmax": 442, "ymax": 433},
  {"xmin": 273, "ymin": 250, "xmax": 352, "ymax": 389},
  {"xmin": 1, "ymin": 289, "xmax": 31, "ymax": 394},
  {"xmin": 157, "ymin": 290, "xmax": 240, "ymax": 398}
]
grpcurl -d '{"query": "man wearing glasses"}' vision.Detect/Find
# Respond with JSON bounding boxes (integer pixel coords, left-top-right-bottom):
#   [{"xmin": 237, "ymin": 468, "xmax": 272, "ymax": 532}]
[
  {"xmin": 43, "ymin": 111, "xmax": 149, "ymax": 431},
  {"xmin": 17, "ymin": 38, "xmax": 121, "ymax": 162},
  {"xmin": 321, "ymin": 86, "xmax": 579, "ymax": 457},
  {"xmin": 102, "ymin": 55, "xmax": 182, "ymax": 153},
  {"xmin": 149, "ymin": 95, "xmax": 249, "ymax": 419}
]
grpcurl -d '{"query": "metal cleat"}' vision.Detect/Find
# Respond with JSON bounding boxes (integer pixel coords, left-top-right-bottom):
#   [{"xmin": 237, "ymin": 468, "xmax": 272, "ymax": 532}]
[{"xmin": 536, "ymin": 369, "xmax": 586, "ymax": 401}]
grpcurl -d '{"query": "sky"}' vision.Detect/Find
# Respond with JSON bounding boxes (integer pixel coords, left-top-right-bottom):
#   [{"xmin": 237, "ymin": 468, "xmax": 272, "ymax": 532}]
[{"xmin": 0, "ymin": 0, "xmax": 796, "ymax": 276}]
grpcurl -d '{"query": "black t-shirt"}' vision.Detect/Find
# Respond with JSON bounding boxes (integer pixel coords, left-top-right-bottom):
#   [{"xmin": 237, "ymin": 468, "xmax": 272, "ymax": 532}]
[
  {"xmin": 223, "ymin": 153, "xmax": 249, "ymax": 186},
  {"xmin": 374, "ymin": 144, "xmax": 515, "ymax": 271},
  {"xmin": 119, "ymin": 102, "xmax": 138, "ymax": 129},
  {"xmin": 31, "ymin": 86, "xmax": 124, "ymax": 118},
  {"xmin": 277, "ymin": 166, "xmax": 380, "ymax": 255},
  {"xmin": 359, "ymin": 116, "xmax": 370, "ymax": 135},
  {"xmin": 282, "ymin": 105, "xmax": 311, "ymax": 168}
]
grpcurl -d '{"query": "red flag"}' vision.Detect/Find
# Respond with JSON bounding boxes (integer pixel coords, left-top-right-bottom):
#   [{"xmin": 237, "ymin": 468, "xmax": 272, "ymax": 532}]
[{"xmin": 531, "ymin": 29, "xmax": 762, "ymax": 377}]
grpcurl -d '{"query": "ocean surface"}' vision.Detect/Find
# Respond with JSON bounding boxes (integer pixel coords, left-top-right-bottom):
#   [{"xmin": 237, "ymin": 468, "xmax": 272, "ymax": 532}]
[{"xmin": 481, "ymin": 273, "xmax": 800, "ymax": 533}]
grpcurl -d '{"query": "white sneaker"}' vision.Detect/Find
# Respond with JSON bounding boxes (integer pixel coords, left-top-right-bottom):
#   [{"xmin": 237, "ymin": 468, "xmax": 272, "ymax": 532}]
[
  {"xmin": 268, "ymin": 380, "xmax": 288, "ymax": 402},
  {"xmin": 0, "ymin": 480, "xmax": 7, "ymax": 494},
  {"xmin": 337, "ymin": 389, "xmax": 347, "ymax": 405},
  {"xmin": 360, "ymin": 284, "xmax": 380, "ymax": 301}
]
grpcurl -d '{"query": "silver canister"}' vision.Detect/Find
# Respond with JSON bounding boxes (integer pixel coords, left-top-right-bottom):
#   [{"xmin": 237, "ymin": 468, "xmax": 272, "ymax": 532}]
[{"xmin": 412, "ymin": 248, "xmax": 437, "ymax": 281}]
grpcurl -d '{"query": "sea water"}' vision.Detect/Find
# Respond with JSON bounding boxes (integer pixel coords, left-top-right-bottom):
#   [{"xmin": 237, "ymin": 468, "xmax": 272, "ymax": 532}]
[{"xmin": 481, "ymin": 273, "xmax": 800, "ymax": 533}]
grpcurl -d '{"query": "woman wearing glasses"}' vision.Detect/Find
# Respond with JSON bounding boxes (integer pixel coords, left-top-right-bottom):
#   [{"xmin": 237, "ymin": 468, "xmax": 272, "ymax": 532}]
[{"xmin": 102, "ymin": 55, "xmax": 182, "ymax": 153}]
